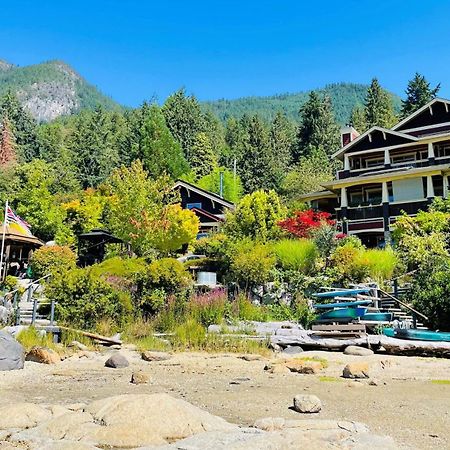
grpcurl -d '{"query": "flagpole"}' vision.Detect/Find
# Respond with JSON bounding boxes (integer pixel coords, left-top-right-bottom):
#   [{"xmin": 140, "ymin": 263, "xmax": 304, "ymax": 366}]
[{"xmin": 0, "ymin": 200, "xmax": 8, "ymax": 282}]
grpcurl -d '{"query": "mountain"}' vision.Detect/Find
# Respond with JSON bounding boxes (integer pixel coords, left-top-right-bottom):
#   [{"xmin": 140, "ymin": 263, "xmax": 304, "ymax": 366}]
[
  {"xmin": 0, "ymin": 59, "xmax": 121, "ymax": 122},
  {"xmin": 202, "ymin": 82, "xmax": 402, "ymax": 125}
]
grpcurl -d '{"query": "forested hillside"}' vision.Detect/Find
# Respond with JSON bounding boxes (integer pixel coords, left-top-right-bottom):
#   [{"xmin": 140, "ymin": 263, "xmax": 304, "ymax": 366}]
[
  {"xmin": 0, "ymin": 59, "xmax": 120, "ymax": 122},
  {"xmin": 203, "ymin": 82, "xmax": 402, "ymax": 124}
]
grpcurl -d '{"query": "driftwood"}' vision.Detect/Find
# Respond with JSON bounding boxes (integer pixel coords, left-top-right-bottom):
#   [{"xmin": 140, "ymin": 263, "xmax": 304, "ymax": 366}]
[
  {"xmin": 271, "ymin": 332, "xmax": 450, "ymax": 358},
  {"xmin": 58, "ymin": 326, "xmax": 122, "ymax": 345}
]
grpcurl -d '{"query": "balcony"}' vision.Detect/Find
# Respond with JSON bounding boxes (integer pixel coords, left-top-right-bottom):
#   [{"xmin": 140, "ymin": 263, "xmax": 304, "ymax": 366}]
[
  {"xmin": 338, "ymin": 205, "xmax": 383, "ymax": 221},
  {"xmin": 389, "ymin": 200, "xmax": 429, "ymax": 216}
]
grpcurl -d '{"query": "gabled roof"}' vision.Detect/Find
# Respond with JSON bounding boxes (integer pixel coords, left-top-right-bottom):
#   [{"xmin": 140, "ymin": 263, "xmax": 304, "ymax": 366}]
[
  {"xmin": 190, "ymin": 207, "xmax": 224, "ymax": 222},
  {"xmin": 392, "ymin": 98, "xmax": 450, "ymax": 132},
  {"xmin": 332, "ymin": 126, "xmax": 418, "ymax": 159},
  {"xmin": 173, "ymin": 180, "xmax": 235, "ymax": 209}
]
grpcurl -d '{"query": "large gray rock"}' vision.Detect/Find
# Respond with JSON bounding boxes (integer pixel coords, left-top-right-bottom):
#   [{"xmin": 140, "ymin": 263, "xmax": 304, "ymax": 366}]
[
  {"xmin": 0, "ymin": 329, "xmax": 25, "ymax": 370},
  {"xmin": 104, "ymin": 353, "xmax": 129, "ymax": 368},
  {"xmin": 293, "ymin": 394, "xmax": 322, "ymax": 413},
  {"xmin": 344, "ymin": 345, "xmax": 374, "ymax": 356}
]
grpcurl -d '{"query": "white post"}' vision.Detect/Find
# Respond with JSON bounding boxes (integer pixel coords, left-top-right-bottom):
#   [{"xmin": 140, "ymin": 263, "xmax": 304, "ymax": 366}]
[
  {"xmin": 0, "ymin": 200, "xmax": 8, "ymax": 282},
  {"xmin": 384, "ymin": 148, "xmax": 390, "ymax": 165},
  {"xmin": 340, "ymin": 187, "xmax": 348, "ymax": 208},
  {"xmin": 426, "ymin": 176, "xmax": 435, "ymax": 198},
  {"xmin": 428, "ymin": 142, "xmax": 435, "ymax": 159},
  {"xmin": 382, "ymin": 182, "xmax": 389, "ymax": 203},
  {"xmin": 444, "ymin": 176, "xmax": 449, "ymax": 199},
  {"xmin": 344, "ymin": 154, "xmax": 350, "ymax": 171}
]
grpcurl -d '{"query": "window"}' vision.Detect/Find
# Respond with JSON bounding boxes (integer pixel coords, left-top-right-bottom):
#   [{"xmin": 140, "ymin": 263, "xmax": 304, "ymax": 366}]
[
  {"xmin": 391, "ymin": 153, "xmax": 415, "ymax": 164},
  {"xmin": 186, "ymin": 202, "xmax": 202, "ymax": 210},
  {"xmin": 436, "ymin": 144, "xmax": 450, "ymax": 158},
  {"xmin": 365, "ymin": 188, "xmax": 382, "ymax": 204},
  {"xmin": 365, "ymin": 158, "xmax": 384, "ymax": 168}
]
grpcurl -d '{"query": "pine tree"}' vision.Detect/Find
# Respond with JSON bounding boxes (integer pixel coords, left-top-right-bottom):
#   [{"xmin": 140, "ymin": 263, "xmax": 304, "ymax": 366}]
[
  {"xmin": 138, "ymin": 105, "xmax": 189, "ymax": 178},
  {"xmin": 294, "ymin": 92, "xmax": 340, "ymax": 161},
  {"xmin": 269, "ymin": 112, "xmax": 294, "ymax": 173},
  {"xmin": 0, "ymin": 91, "xmax": 38, "ymax": 162},
  {"xmin": 350, "ymin": 104, "xmax": 367, "ymax": 133},
  {"xmin": 401, "ymin": 73, "xmax": 440, "ymax": 118},
  {"xmin": 365, "ymin": 78, "xmax": 397, "ymax": 129},
  {"xmin": 189, "ymin": 132, "xmax": 217, "ymax": 178},
  {"xmin": 238, "ymin": 115, "xmax": 278, "ymax": 193},
  {"xmin": 0, "ymin": 117, "xmax": 16, "ymax": 167},
  {"xmin": 162, "ymin": 89, "xmax": 206, "ymax": 160}
]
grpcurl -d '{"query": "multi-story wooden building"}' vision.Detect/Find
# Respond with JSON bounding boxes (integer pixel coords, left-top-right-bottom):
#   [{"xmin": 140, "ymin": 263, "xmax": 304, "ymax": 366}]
[{"xmin": 302, "ymin": 98, "xmax": 450, "ymax": 246}]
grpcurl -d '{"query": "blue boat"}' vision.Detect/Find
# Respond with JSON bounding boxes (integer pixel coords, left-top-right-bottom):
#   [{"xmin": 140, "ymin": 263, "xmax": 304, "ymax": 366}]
[
  {"xmin": 313, "ymin": 288, "xmax": 371, "ymax": 298},
  {"xmin": 383, "ymin": 328, "xmax": 450, "ymax": 342},
  {"xmin": 313, "ymin": 300, "xmax": 372, "ymax": 309},
  {"xmin": 318, "ymin": 307, "xmax": 367, "ymax": 321},
  {"xmin": 361, "ymin": 312, "xmax": 393, "ymax": 322}
]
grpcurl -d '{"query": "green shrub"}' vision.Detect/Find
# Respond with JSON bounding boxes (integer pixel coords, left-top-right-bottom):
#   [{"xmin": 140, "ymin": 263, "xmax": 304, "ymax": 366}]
[
  {"xmin": 47, "ymin": 267, "xmax": 133, "ymax": 329},
  {"xmin": 230, "ymin": 239, "xmax": 276, "ymax": 288},
  {"xmin": 30, "ymin": 245, "xmax": 76, "ymax": 278},
  {"xmin": 90, "ymin": 256, "xmax": 147, "ymax": 278},
  {"xmin": 272, "ymin": 239, "xmax": 317, "ymax": 273},
  {"xmin": 135, "ymin": 258, "xmax": 192, "ymax": 316},
  {"xmin": 330, "ymin": 241, "xmax": 369, "ymax": 283},
  {"xmin": 233, "ymin": 294, "xmax": 270, "ymax": 321},
  {"xmin": 193, "ymin": 233, "xmax": 229, "ymax": 258},
  {"xmin": 16, "ymin": 326, "xmax": 59, "ymax": 352},
  {"xmin": 410, "ymin": 260, "xmax": 450, "ymax": 331}
]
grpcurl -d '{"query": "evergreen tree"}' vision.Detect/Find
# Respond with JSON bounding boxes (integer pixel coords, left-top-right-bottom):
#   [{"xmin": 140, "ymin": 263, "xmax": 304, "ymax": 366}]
[
  {"xmin": 0, "ymin": 117, "xmax": 16, "ymax": 167},
  {"xmin": 238, "ymin": 115, "xmax": 278, "ymax": 193},
  {"xmin": 401, "ymin": 73, "xmax": 440, "ymax": 118},
  {"xmin": 162, "ymin": 89, "xmax": 206, "ymax": 160},
  {"xmin": 132, "ymin": 105, "xmax": 189, "ymax": 178},
  {"xmin": 364, "ymin": 78, "xmax": 397, "ymax": 129},
  {"xmin": 70, "ymin": 107, "xmax": 121, "ymax": 188},
  {"xmin": 269, "ymin": 112, "xmax": 295, "ymax": 174},
  {"xmin": 350, "ymin": 104, "xmax": 367, "ymax": 133},
  {"xmin": 189, "ymin": 132, "xmax": 217, "ymax": 178},
  {"xmin": 0, "ymin": 91, "xmax": 38, "ymax": 162},
  {"xmin": 294, "ymin": 92, "xmax": 340, "ymax": 161}
]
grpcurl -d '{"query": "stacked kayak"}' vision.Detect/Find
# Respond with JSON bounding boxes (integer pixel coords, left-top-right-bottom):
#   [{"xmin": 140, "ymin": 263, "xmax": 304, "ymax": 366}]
[
  {"xmin": 383, "ymin": 328, "xmax": 450, "ymax": 342},
  {"xmin": 312, "ymin": 289, "xmax": 371, "ymax": 322}
]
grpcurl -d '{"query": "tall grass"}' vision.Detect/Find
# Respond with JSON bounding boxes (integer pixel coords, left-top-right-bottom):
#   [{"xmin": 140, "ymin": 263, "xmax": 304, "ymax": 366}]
[
  {"xmin": 16, "ymin": 326, "xmax": 60, "ymax": 352},
  {"xmin": 272, "ymin": 239, "xmax": 317, "ymax": 273},
  {"xmin": 363, "ymin": 247, "xmax": 398, "ymax": 282}
]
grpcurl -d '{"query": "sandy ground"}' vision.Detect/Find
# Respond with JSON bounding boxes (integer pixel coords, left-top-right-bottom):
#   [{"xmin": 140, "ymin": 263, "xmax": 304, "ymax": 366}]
[{"xmin": 0, "ymin": 348, "xmax": 449, "ymax": 449}]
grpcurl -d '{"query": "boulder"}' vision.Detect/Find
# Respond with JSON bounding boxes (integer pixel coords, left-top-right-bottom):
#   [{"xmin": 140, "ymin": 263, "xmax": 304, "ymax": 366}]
[
  {"xmin": 282, "ymin": 346, "xmax": 303, "ymax": 355},
  {"xmin": 342, "ymin": 362, "xmax": 370, "ymax": 379},
  {"xmin": 26, "ymin": 346, "xmax": 60, "ymax": 364},
  {"xmin": 264, "ymin": 363, "xmax": 290, "ymax": 374},
  {"xmin": 240, "ymin": 354, "xmax": 263, "ymax": 361},
  {"xmin": 293, "ymin": 395, "xmax": 322, "ymax": 413},
  {"xmin": 130, "ymin": 371, "xmax": 150, "ymax": 384},
  {"xmin": 104, "ymin": 353, "xmax": 129, "ymax": 368},
  {"xmin": 254, "ymin": 417, "xmax": 286, "ymax": 431},
  {"xmin": 83, "ymin": 393, "xmax": 236, "ymax": 447},
  {"xmin": 285, "ymin": 360, "xmax": 323, "ymax": 374},
  {"xmin": 344, "ymin": 345, "xmax": 374, "ymax": 356},
  {"xmin": 0, "ymin": 330, "xmax": 25, "ymax": 370},
  {"xmin": 141, "ymin": 350, "xmax": 171, "ymax": 362},
  {"xmin": 0, "ymin": 403, "xmax": 51, "ymax": 429}
]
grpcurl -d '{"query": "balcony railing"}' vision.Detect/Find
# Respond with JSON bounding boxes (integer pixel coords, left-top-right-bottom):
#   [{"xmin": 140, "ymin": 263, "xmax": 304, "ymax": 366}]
[
  {"xmin": 338, "ymin": 205, "xmax": 383, "ymax": 221},
  {"xmin": 389, "ymin": 200, "xmax": 429, "ymax": 216}
]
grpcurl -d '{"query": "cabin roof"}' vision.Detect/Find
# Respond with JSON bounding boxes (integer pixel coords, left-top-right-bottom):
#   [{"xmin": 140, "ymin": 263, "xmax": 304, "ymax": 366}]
[
  {"xmin": 0, "ymin": 225, "xmax": 43, "ymax": 246},
  {"xmin": 332, "ymin": 126, "xmax": 418, "ymax": 159},
  {"xmin": 78, "ymin": 229, "xmax": 124, "ymax": 244},
  {"xmin": 392, "ymin": 98, "xmax": 450, "ymax": 132},
  {"xmin": 173, "ymin": 180, "xmax": 235, "ymax": 209}
]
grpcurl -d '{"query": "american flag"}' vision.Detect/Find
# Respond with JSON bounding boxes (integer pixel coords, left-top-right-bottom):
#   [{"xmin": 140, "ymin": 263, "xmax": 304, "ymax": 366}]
[{"xmin": 5, "ymin": 206, "xmax": 32, "ymax": 236}]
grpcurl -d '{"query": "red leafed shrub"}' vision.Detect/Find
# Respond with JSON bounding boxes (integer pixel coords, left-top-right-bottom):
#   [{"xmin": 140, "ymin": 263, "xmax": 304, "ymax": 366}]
[{"xmin": 278, "ymin": 209, "xmax": 335, "ymax": 238}]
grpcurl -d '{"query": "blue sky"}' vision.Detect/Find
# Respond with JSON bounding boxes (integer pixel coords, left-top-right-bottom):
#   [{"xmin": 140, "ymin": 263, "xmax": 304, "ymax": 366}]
[{"xmin": 2, "ymin": 1, "xmax": 449, "ymax": 106}]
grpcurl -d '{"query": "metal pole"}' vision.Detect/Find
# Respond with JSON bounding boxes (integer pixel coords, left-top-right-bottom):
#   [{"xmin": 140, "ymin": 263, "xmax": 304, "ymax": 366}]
[
  {"xmin": 31, "ymin": 288, "xmax": 37, "ymax": 325},
  {"xmin": 219, "ymin": 171, "xmax": 224, "ymax": 198},
  {"xmin": 0, "ymin": 200, "xmax": 8, "ymax": 282},
  {"xmin": 50, "ymin": 300, "xmax": 55, "ymax": 326}
]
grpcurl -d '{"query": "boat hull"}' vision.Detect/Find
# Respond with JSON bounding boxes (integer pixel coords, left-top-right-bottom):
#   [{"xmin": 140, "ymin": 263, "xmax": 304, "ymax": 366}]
[
  {"xmin": 318, "ymin": 307, "xmax": 367, "ymax": 321},
  {"xmin": 314, "ymin": 288, "xmax": 371, "ymax": 298},
  {"xmin": 383, "ymin": 328, "xmax": 450, "ymax": 342},
  {"xmin": 361, "ymin": 312, "xmax": 393, "ymax": 322},
  {"xmin": 313, "ymin": 300, "xmax": 371, "ymax": 309}
]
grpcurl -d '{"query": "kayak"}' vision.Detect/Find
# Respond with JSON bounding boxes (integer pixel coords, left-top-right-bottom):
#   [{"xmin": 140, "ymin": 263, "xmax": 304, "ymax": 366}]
[
  {"xmin": 313, "ymin": 300, "xmax": 372, "ymax": 309},
  {"xmin": 383, "ymin": 328, "xmax": 450, "ymax": 342},
  {"xmin": 318, "ymin": 307, "xmax": 367, "ymax": 321},
  {"xmin": 313, "ymin": 288, "xmax": 371, "ymax": 298},
  {"xmin": 361, "ymin": 312, "xmax": 393, "ymax": 322}
]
